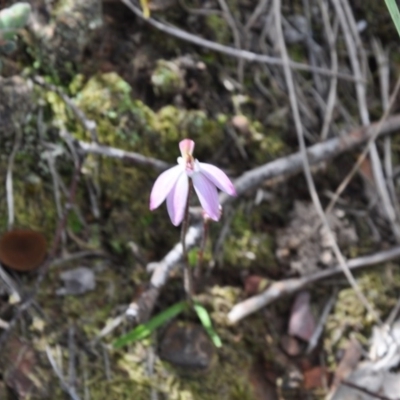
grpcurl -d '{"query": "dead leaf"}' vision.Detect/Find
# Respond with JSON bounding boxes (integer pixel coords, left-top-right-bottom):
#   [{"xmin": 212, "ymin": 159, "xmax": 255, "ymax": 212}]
[
  {"xmin": 329, "ymin": 337, "xmax": 362, "ymax": 396},
  {"xmin": 303, "ymin": 366, "xmax": 328, "ymax": 390},
  {"xmin": 288, "ymin": 291, "xmax": 316, "ymax": 342}
]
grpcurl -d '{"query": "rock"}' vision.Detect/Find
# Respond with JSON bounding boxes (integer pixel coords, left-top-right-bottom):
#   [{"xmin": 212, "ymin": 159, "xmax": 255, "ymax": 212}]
[
  {"xmin": 280, "ymin": 335, "xmax": 302, "ymax": 357},
  {"xmin": 57, "ymin": 266, "xmax": 95, "ymax": 295},
  {"xmin": 29, "ymin": 0, "xmax": 102, "ymax": 78},
  {"xmin": 159, "ymin": 321, "xmax": 215, "ymax": 371}
]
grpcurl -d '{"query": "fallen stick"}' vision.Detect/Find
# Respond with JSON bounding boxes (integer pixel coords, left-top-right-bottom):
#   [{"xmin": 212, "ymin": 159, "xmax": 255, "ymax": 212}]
[
  {"xmin": 129, "ymin": 115, "xmax": 400, "ymax": 322},
  {"xmin": 78, "ymin": 141, "xmax": 171, "ymax": 171},
  {"xmin": 220, "ymin": 114, "xmax": 400, "ymax": 205},
  {"xmin": 228, "ymin": 246, "xmax": 400, "ymax": 324}
]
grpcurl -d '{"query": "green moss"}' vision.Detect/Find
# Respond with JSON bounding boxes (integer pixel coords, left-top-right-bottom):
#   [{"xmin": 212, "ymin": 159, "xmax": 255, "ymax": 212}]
[
  {"xmin": 325, "ymin": 266, "xmax": 400, "ymax": 368},
  {"xmin": 45, "ymin": 90, "xmax": 71, "ymax": 129},
  {"xmin": 156, "ymin": 106, "xmax": 224, "ymax": 151},
  {"xmin": 223, "ymin": 207, "xmax": 276, "ymax": 269},
  {"xmin": 73, "ymin": 72, "xmax": 151, "ymax": 145},
  {"xmin": 248, "ymin": 121, "xmax": 287, "ymax": 164},
  {"xmin": 151, "ymin": 60, "xmax": 185, "ymax": 96}
]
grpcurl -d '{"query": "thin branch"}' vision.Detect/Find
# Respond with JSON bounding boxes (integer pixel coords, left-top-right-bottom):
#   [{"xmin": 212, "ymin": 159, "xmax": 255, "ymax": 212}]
[
  {"xmin": 244, "ymin": 0, "xmax": 270, "ymax": 31},
  {"xmin": 101, "ymin": 344, "xmax": 112, "ymax": 381},
  {"xmin": 302, "ymin": 0, "xmax": 324, "ymax": 95},
  {"xmin": 228, "ymin": 245, "xmax": 400, "ymax": 323},
  {"xmin": 93, "ymin": 314, "xmax": 125, "ymax": 343},
  {"xmin": 50, "ymin": 250, "xmax": 106, "ymax": 268},
  {"xmin": 78, "ymin": 141, "xmax": 171, "ymax": 171},
  {"xmin": 45, "ymin": 149, "xmax": 67, "ymax": 250},
  {"xmin": 341, "ymin": 380, "xmax": 397, "ymax": 400},
  {"xmin": 216, "ymin": 0, "xmax": 243, "ymax": 83},
  {"xmin": 6, "ymin": 130, "xmax": 21, "ymax": 230},
  {"xmin": 46, "ymin": 346, "xmax": 81, "ymax": 400},
  {"xmin": 306, "ymin": 290, "xmax": 336, "ymax": 354},
  {"xmin": 68, "ymin": 326, "xmax": 77, "ymax": 390},
  {"xmin": 318, "ymin": 0, "xmax": 338, "ymax": 140},
  {"xmin": 120, "ymin": 0, "xmax": 359, "ymax": 82},
  {"xmin": 33, "ymin": 76, "xmax": 98, "ymax": 143},
  {"xmin": 0, "ymin": 262, "xmax": 21, "ymax": 303}
]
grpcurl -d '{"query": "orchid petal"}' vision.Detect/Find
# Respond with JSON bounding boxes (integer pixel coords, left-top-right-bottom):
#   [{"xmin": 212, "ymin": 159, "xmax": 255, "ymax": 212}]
[
  {"xmin": 192, "ymin": 173, "xmax": 220, "ymax": 221},
  {"xmin": 149, "ymin": 165, "xmax": 184, "ymax": 210},
  {"xmin": 166, "ymin": 172, "xmax": 189, "ymax": 226},
  {"xmin": 198, "ymin": 162, "xmax": 236, "ymax": 196},
  {"xmin": 179, "ymin": 139, "xmax": 195, "ymax": 157}
]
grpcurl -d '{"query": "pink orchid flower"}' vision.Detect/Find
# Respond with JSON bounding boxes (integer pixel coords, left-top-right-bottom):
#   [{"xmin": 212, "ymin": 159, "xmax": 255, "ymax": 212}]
[{"xmin": 150, "ymin": 139, "xmax": 236, "ymax": 226}]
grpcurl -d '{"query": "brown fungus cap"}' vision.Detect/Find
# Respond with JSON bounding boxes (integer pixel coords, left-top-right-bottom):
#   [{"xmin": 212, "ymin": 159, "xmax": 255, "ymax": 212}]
[{"xmin": 0, "ymin": 229, "xmax": 47, "ymax": 271}]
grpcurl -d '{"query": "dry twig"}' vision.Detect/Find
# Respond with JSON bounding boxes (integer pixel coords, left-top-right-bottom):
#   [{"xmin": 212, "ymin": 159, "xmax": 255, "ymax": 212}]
[
  {"xmin": 5, "ymin": 130, "xmax": 21, "ymax": 230},
  {"xmin": 228, "ymin": 245, "xmax": 400, "ymax": 323},
  {"xmin": 216, "ymin": 0, "xmax": 244, "ymax": 83},
  {"xmin": 78, "ymin": 142, "xmax": 171, "ymax": 171},
  {"xmin": 306, "ymin": 291, "xmax": 336, "ymax": 354},
  {"xmin": 33, "ymin": 76, "xmax": 98, "ymax": 143},
  {"xmin": 318, "ymin": 0, "xmax": 338, "ymax": 140},
  {"xmin": 46, "ymin": 346, "xmax": 81, "ymax": 400}
]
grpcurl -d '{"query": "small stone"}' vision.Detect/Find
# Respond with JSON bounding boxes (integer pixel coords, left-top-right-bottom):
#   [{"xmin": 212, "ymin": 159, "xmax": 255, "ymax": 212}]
[
  {"xmin": 320, "ymin": 250, "xmax": 333, "ymax": 265},
  {"xmin": 280, "ymin": 335, "xmax": 302, "ymax": 357},
  {"xmin": 159, "ymin": 321, "xmax": 215, "ymax": 371},
  {"xmin": 276, "ymin": 247, "xmax": 290, "ymax": 260},
  {"xmin": 57, "ymin": 267, "xmax": 95, "ymax": 296},
  {"xmin": 232, "ymin": 115, "xmax": 250, "ymax": 135},
  {"xmin": 288, "ymin": 237, "xmax": 301, "ymax": 249}
]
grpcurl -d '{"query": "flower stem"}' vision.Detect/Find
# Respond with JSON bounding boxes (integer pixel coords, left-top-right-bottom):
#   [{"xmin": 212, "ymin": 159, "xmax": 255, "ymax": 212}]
[
  {"xmin": 194, "ymin": 218, "xmax": 209, "ymax": 280},
  {"xmin": 181, "ymin": 183, "xmax": 193, "ymax": 299}
]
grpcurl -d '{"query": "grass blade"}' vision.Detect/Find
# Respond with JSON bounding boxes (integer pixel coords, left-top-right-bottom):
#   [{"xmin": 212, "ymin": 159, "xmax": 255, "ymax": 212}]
[
  {"xmin": 194, "ymin": 302, "xmax": 222, "ymax": 348},
  {"xmin": 113, "ymin": 301, "xmax": 188, "ymax": 348},
  {"xmin": 385, "ymin": 0, "xmax": 400, "ymax": 38}
]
